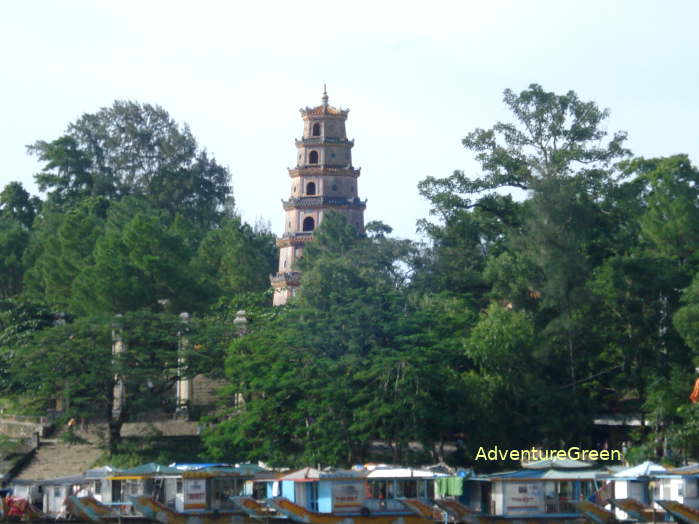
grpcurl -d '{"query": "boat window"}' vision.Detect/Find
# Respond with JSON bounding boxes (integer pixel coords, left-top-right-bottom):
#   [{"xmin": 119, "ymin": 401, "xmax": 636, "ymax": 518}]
[
  {"xmin": 253, "ymin": 482, "xmax": 266, "ymax": 500},
  {"xmin": 176, "ymin": 480, "xmax": 183, "ymax": 494},
  {"xmin": 212, "ymin": 478, "xmax": 243, "ymax": 509},
  {"xmin": 94, "ymin": 481, "xmax": 102, "ymax": 495},
  {"xmin": 128, "ymin": 480, "xmax": 141, "ymax": 495},
  {"xmin": 307, "ymin": 482, "xmax": 319, "ymax": 512},
  {"xmin": 112, "ymin": 480, "xmax": 123, "ymax": 503},
  {"xmin": 369, "ymin": 480, "xmax": 396, "ymax": 500},
  {"xmin": 396, "ymin": 480, "xmax": 417, "ymax": 498}
]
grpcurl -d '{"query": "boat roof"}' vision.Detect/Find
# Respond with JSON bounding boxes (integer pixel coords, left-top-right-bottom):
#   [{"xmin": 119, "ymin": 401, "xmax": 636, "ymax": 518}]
[
  {"xmin": 110, "ymin": 462, "xmax": 181, "ymax": 478},
  {"xmin": 488, "ymin": 468, "xmax": 604, "ymax": 481},
  {"xmin": 40, "ymin": 474, "xmax": 88, "ymax": 486},
  {"xmin": 170, "ymin": 463, "xmax": 230, "ymax": 470},
  {"xmin": 279, "ymin": 467, "xmax": 364, "ymax": 481},
  {"xmin": 85, "ymin": 466, "xmax": 122, "ymax": 479},
  {"xmin": 182, "ymin": 465, "xmax": 267, "ymax": 478},
  {"xmin": 365, "ymin": 467, "xmax": 445, "ymax": 478},
  {"xmin": 612, "ymin": 461, "xmax": 666, "ymax": 478},
  {"xmin": 523, "ymin": 459, "xmax": 593, "ymax": 469}
]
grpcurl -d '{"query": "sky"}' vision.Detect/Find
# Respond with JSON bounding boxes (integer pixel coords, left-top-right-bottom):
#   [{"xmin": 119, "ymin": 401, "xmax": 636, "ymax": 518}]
[{"xmin": 1, "ymin": 1, "xmax": 698, "ymax": 240}]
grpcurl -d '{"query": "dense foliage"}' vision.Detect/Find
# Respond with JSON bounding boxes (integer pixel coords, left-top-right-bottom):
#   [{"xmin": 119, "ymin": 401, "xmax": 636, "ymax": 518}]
[{"xmin": 2, "ymin": 87, "xmax": 699, "ymax": 466}]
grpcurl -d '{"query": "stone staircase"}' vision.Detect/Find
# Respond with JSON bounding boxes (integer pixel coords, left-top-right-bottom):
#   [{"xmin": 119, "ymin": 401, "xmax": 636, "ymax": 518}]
[{"xmin": 13, "ymin": 427, "xmax": 104, "ymax": 481}]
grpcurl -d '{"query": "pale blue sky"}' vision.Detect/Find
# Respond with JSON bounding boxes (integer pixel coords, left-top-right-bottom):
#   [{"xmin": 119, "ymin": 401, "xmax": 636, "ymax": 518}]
[{"xmin": 1, "ymin": 1, "xmax": 697, "ymax": 239}]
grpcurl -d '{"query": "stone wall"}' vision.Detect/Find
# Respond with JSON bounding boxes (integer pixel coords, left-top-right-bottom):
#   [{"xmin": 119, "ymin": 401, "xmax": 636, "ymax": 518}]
[{"xmin": 0, "ymin": 416, "xmax": 51, "ymax": 439}]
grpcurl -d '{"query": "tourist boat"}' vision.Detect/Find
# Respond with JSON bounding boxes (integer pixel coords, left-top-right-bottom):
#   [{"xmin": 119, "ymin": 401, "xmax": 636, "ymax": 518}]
[
  {"xmin": 126, "ymin": 463, "xmax": 273, "ymax": 524},
  {"xmin": 479, "ymin": 459, "xmax": 608, "ymax": 524},
  {"xmin": 258, "ymin": 465, "xmax": 457, "ymax": 524}
]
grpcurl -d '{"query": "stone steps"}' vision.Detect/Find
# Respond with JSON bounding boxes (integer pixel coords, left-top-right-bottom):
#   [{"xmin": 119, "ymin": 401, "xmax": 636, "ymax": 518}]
[{"xmin": 14, "ymin": 427, "xmax": 105, "ymax": 481}]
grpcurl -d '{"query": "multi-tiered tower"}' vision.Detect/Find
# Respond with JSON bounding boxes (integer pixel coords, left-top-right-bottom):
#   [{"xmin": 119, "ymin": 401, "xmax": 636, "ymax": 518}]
[{"xmin": 271, "ymin": 88, "xmax": 366, "ymax": 306}]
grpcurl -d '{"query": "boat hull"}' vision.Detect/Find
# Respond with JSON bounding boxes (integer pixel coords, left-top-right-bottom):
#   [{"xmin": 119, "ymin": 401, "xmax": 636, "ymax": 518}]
[
  {"xmin": 130, "ymin": 497, "xmax": 267, "ymax": 524},
  {"xmin": 656, "ymin": 500, "xmax": 699, "ymax": 524},
  {"xmin": 266, "ymin": 497, "xmax": 434, "ymax": 524}
]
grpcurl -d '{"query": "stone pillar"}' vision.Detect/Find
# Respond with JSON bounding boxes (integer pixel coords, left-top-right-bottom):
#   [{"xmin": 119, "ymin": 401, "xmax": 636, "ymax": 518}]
[
  {"xmin": 111, "ymin": 315, "xmax": 125, "ymax": 420},
  {"xmin": 175, "ymin": 312, "xmax": 192, "ymax": 419}
]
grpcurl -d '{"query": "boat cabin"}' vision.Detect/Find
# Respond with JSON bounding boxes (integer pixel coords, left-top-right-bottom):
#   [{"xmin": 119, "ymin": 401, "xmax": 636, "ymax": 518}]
[
  {"xmin": 40, "ymin": 474, "xmax": 91, "ymax": 517},
  {"xmin": 107, "ymin": 462, "xmax": 181, "ymax": 513},
  {"xmin": 486, "ymin": 460, "xmax": 604, "ymax": 517},
  {"xmin": 606, "ymin": 460, "xmax": 667, "ymax": 519},
  {"xmin": 269, "ymin": 466, "xmax": 444, "ymax": 515},
  {"xmin": 174, "ymin": 464, "xmax": 266, "ymax": 512}
]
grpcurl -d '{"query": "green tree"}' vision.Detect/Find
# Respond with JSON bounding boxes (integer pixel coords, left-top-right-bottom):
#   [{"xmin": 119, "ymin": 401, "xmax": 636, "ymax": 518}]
[
  {"xmin": 29, "ymin": 101, "xmax": 232, "ymax": 229},
  {"xmin": 0, "ymin": 182, "xmax": 39, "ymax": 229},
  {"xmin": 1, "ymin": 311, "xmax": 210, "ymax": 451},
  {"xmin": 22, "ymin": 198, "xmax": 107, "ymax": 308},
  {"xmin": 0, "ymin": 218, "xmax": 29, "ymax": 299},
  {"xmin": 193, "ymin": 218, "xmax": 277, "ymax": 302},
  {"xmin": 71, "ymin": 209, "xmax": 205, "ymax": 314},
  {"xmin": 205, "ymin": 214, "xmax": 471, "ymax": 466}
]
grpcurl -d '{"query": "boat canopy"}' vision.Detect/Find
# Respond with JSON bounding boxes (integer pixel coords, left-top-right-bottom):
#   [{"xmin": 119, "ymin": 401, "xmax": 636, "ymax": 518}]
[
  {"xmin": 110, "ymin": 462, "xmax": 181, "ymax": 479},
  {"xmin": 182, "ymin": 465, "xmax": 267, "ymax": 478},
  {"xmin": 488, "ymin": 468, "xmax": 604, "ymax": 481},
  {"xmin": 612, "ymin": 460, "xmax": 666, "ymax": 479},
  {"xmin": 523, "ymin": 459, "xmax": 593, "ymax": 469}
]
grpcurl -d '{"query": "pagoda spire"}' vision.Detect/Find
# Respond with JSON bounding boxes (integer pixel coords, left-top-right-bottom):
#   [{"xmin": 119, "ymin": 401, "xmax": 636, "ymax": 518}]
[{"xmin": 322, "ymin": 83, "xmax": 328, "ymax": 107}]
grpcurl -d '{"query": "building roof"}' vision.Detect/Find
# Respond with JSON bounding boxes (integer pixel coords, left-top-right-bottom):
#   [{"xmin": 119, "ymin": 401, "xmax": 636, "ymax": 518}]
[{"xmin": 301, "ymin": 105, "xmax": 348, "ymax": 117}]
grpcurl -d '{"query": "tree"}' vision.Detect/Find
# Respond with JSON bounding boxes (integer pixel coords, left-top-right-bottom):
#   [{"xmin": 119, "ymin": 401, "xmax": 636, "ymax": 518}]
[
  {"xmin": 1, "ymin": 310, "xmax": 216, "ymax": 451},
  {"xmin": 0, "ymin": 218, "xmax": 29, "ymax": 299},
  {"xmin": 192, "ymin": 218, "xmax": 277, "ymax": 302},
  {"xmin": 419, "ymin": 84, "xmax": 629, "ymax": 210},
  {"xmin": 29, "ymin": 101, "xmax": 232, "ymax": 229},
  {"xmin": 204, "ymin": 214, "xmax": 473, "ymax": 466},
  {"xmin": 22, "ymin": 198, "xmax": 107, "ymax": 309},
  {"xmin": 0, "ymin": 182, "xmax": 39, "ymax": 229}
]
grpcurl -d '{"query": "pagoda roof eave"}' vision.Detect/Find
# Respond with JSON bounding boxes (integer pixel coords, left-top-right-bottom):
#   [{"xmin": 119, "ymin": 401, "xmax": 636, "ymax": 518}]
[
  {"xmin": 287, "ymin": 166, "xmax": 361, "ymax": 177},
  {"xmin": 300, "ymin": 105, "xmax": 349, "ymax": 118}
]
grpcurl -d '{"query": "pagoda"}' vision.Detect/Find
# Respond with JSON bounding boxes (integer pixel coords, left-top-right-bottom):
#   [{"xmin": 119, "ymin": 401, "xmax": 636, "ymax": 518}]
[{"xmin": 271, "ymin": 88, "xmax": 366, "ymax": 306}]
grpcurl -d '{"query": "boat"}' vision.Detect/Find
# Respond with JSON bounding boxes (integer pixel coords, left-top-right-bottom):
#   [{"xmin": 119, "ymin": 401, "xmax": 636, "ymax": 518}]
[
  {"xmin": 130, "ymin": 496, "xmax": 265, "ymax": 524},
  {"xmin": 569, "ymin": 500, "xmax": 617, "ymax": 524},
  {"xmin": 481, "ymin": 459, "xmax": 606, "ymax": 524},
  {"xmin": 656, "ymin": 499, "xmax": 699, "ymax": 524},
  {"xmin": 267, "ymin": 496, "xmax": 433, "ymax": 524},
  {"xmin": 609, "ymin": 498, "xmax": 656, "ymax": 522},
  {"xmin": 123, "ymin": 463, "xmax": 274, "ymax": 524},
  {"xmin": 66, "ymin": 496, "xmax": 119, "ymax": 521}
]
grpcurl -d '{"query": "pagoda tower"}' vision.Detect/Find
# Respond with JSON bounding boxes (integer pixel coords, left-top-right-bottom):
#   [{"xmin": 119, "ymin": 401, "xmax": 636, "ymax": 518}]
[{"xmin": 271, "ymin": 88, "xmax": 366, "ymax": 306}]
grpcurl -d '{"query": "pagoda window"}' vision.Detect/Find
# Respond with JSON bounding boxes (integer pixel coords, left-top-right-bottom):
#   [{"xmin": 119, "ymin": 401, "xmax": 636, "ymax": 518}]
[
  {"xmin": 312, "ymin": 123, "xmax": 321, "ymax": 136},
  {"xmin": 303, "ymin": 217, "xmax": 315, "ymax": 232},
  {"xmin": 309, "ymin": 150, "xmax": 319, "ymax": 164},
  {"xmin": 306, "ymin": 182, "xmax": 316, "ymax": 195}
]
